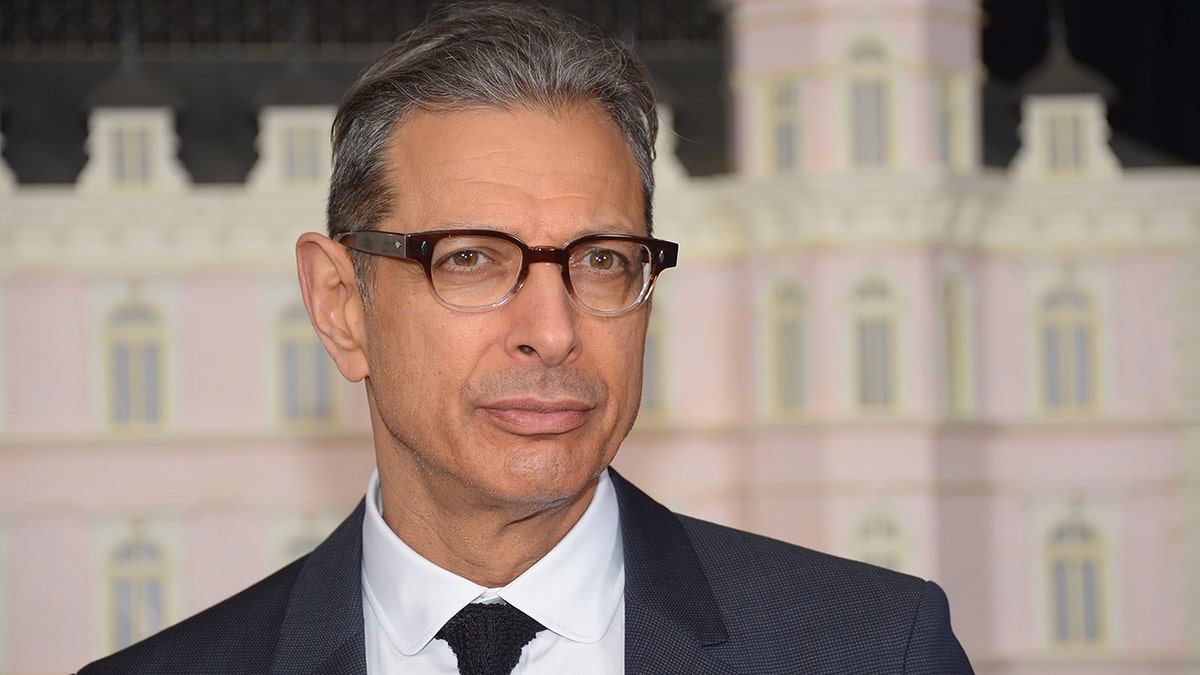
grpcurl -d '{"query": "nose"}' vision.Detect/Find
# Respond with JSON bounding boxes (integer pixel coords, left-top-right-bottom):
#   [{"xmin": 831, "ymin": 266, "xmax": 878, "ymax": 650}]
[{"xmin": 503, "ymin": 262, "xmax": 580, "ymax": 367}]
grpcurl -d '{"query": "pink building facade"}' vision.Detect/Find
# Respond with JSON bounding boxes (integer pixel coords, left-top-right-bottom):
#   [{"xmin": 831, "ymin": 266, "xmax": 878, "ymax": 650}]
[{"xmin": 1, "ymin": 1, "xmax": 1199, "ymax": 673}]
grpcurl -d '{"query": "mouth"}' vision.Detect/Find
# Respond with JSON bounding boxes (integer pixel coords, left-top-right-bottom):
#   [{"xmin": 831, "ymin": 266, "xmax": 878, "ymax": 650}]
[{"xmin": 479, "ymin": 397, "xmax": 593, "ymax": 436}]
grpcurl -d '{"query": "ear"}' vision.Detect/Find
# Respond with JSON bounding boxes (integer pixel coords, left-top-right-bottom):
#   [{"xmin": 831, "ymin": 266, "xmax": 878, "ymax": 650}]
[{"xmin": 296, "ymin": 232, "xmax": 370, "ymax": 382}]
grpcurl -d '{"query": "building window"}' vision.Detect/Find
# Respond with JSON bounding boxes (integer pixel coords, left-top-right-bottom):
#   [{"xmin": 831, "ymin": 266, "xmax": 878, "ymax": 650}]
[
  {"xmin": 111, "ymin": 126, "xmax": 150, "ymax": 186},
  {"xmin": 935, "ymin": 76, "xmax": 963, "ymax": 167},
  {"xmin": 848, "ymin": 40, "xmax": 891, "ymax": 167},
  {"xmin": 107, "ymin": 302, "xmax": 164, "ymax": 429},
  {"xmin": 1048, "ymin": 518, "xmax": 1107, "ymax": 648},
  {"xmin": 640, "ymin": 310, "xmax": 666, "ymax": 420},
  {"xmin": 282, "ymin": 125, "xmax": 325, "ymax": 182},
  {"xmin": 940, "ymin": 278, "xmax": 971, "ymax": 416},
  {"xmin": 768, "ymin": 282, "xmax": 806, "ymax": 414},
  {"xmin": 852, "ymin": 80, "xmax": 887, "ymax": 166},
  {"xmin": 853, "ymin": 510, "xmax": 905, "ymax": 571},
  {"xmin": 279, "ymin": 305, "xmax": 334, "ymax": 425},
  {"xmin": 770, "ymin": 80, "xmax": 800, "ymax": 173},
  {"xmin": 1041, "ymin": 286, "xmax": 1097, "ymax": 413},
  {"xmin": 110, "ymin": 537, "xmax": 167, "ymax": 650},
  {"xmin": 1046, "ymin": 113, "xmax": 1084, "ymax": 174},
  {"xmin": 853, "ymin": 278, "xmax": 897, "ymax": 411}
]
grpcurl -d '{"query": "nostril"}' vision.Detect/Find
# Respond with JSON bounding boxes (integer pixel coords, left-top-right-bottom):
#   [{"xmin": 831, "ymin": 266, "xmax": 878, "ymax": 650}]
[{"xmin": 518, "ymin": 345, "xmax": 535, "ymax": 355}]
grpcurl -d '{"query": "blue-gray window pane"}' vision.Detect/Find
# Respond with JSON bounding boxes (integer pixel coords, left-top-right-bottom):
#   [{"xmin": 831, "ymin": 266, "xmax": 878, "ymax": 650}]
[
  {"xmin": 144, "ymin": 578, "xmax": 163, "ymax": 634},
  {"xmin": 312, "ymin": 340, "xmax": 330, "ymax": 417},
  {"xmin": 1045, "ymin": 328, "xmax": 1061, "ymax": 406},
  {"xmin": 1082, "ymin": 561, "xmax": 1099, "ymax": 641},
  {"xmin": 642, "ymin": 332, "xmax": 658, "ymax": 410},
  {"xmin": 143, "ymin": 344, "xmax": 159, "ymax": 422},
  {"xmin": 115, "ymin": 344, "xmax": 130, "ymax": 423},
  {"xmin": 1074, "ymin": 326, "xmax": 1091, "ymax": 406},
  {"xmin": 285, "ymin": 341, "xmax": 300, "ymax": 419},
  {"xmin": 779, "ymin": 318, "xmax": 804, "ymax": 409},
  {"xmin": 1053, "ymin": 561, "xmax": 1070, "ymax": 641},
  {"xmin": 116, "ymin": 578, "xmax": 133, "ymax": 648}
]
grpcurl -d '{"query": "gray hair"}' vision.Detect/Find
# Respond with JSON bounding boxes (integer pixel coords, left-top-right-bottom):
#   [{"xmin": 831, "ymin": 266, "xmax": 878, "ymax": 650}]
[{"xmin": 326, "ymin": 1, "xmax": 659, "ymax": 301}]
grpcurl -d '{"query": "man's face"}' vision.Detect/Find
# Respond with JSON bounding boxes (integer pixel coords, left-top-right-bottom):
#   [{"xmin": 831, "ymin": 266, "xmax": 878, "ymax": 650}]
[{"xmin": 362, "ymin": 102, "xmax": 647, "ymax": 510}]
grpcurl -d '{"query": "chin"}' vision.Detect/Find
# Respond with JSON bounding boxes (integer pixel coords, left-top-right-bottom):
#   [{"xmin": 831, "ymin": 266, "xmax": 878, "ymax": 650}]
[{"xmin": 489, "ymin": 453, "xmax": 606, "ymax": 507}]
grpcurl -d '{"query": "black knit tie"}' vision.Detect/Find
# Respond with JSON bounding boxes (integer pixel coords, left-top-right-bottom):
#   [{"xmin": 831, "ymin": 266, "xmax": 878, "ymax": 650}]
[{"xmin": 435, "ymin": 602, "xmax": 546, "ymax": 675}]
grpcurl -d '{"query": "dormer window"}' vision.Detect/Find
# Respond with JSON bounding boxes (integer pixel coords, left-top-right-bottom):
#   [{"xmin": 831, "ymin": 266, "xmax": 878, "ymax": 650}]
[
  {"xmin": 1011, "ymin": 33, "xmax": 1120, "ymax": 182},
  {"xmin": 78, "ymin": 60, "xmax": 189, "ymax": 193},
  {"xmin": 78, "ymin": 108, "xmax": 189, "ymax": 193},
  {"xmin": 1012, "ymin": 95, "xmax": 1119, "ymax": 181},
  {"xmin": 111, "ymin": 124, "xmax": 151, "ymax": 185},
  {"xmin": 1045, "ymin": 111, "xmax": 1083, "ymax": 173},
  {"xmin": 248, "ymin": 107, "xmax": 335, "ymax": 191}
]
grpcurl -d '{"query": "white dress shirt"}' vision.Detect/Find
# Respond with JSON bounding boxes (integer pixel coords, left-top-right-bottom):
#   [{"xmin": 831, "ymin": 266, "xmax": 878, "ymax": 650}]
[{"xmin": 362, "ymin": 469, "xmax": 625, "ymax": 673}]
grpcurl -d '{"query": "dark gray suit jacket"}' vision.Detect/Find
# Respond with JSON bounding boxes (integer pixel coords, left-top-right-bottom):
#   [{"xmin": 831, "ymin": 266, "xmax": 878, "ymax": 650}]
[{"xmin": 80, "ymin": 471, "xmax": 972, "ymax": 673}]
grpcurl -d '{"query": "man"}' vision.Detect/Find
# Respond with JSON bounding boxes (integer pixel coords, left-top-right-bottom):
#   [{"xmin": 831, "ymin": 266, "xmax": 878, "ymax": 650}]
[{"xmin": 81, "ymin": 3, "xmax": 972, "ymax": 673}]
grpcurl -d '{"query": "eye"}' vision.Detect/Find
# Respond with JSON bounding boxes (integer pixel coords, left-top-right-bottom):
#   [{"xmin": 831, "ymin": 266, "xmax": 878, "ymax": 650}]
[
  {"xmin": 434, "ymin": 246, "xmax": 495, "ymax": 272},
  {"xmin": 578, "ymin": 246, "xmax": 624, "ymax": 269},
  {"xmin": 450, "ymin": 249, "xmax": 483, "ymax": 268},
  {"xmin": 586, "ymin": 248, "xmax": 617, "ymax": 270}
]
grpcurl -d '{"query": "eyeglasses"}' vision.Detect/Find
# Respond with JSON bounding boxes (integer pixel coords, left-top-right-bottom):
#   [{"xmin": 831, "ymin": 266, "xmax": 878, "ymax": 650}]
[{"xmin": 335, "ymin": 229, "xmax": 678, "ymax": 316}]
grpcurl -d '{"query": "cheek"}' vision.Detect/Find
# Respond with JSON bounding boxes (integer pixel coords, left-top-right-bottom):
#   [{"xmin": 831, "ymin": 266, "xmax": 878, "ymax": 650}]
[
  {"xmin": 589, "ymin": 319, "xmax": 647, "ymax": 399},
  {"xmin": 375, "ymin": 311, "xmax": 500, "ymax": 408}
]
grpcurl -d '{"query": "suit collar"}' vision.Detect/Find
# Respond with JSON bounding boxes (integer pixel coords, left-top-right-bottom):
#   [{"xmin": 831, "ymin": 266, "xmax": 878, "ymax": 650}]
[
  {"xmin": 610, "ymin": 469, "xmax": 736, "ymax": 674},
  {"xmin": 267, "ymin": 473, "xmax": 733, "ymax": 674},
  {"xmin": 269, "ymin": 500, "xmax": 368, "ymax": 675}
]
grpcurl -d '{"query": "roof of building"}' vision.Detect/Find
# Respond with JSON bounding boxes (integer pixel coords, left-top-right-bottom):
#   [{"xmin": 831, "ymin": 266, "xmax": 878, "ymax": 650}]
[
  {"xmin": 0, "ymin": 1, "xmax": 1188, "ymax": 184},
  {"xmin": 1020, "ymin": 39, "xmax": 1119, "ymax": 101}
]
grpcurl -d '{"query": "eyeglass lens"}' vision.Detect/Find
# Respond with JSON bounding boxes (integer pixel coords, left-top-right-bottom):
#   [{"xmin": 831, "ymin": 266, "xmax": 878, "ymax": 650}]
[{"xmin": 428, "ymin": 234, "xmax": 652, "ymax": 312}]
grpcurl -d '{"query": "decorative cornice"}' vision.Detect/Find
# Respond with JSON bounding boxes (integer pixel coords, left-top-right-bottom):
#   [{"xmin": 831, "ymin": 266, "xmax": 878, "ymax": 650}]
[
  {"xmin": 0, "ymin": 187, "xmax": 326, "ymax": 273},
  {"xmin": 658, "ymin": 169, "xmax": 1200, "ymax": 261}
]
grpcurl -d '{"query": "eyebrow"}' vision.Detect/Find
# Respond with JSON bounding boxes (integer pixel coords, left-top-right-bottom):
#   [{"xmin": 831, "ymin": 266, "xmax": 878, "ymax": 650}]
[{"xmin": 430, "ymin": 222, "xmax": 646, "ymax": 244}]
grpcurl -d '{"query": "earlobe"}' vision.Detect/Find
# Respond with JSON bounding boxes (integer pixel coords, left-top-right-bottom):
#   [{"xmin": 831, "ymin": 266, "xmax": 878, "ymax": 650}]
[{"xmin": 295, "ymin": 232, "xmax": 371, "ymax": 382}]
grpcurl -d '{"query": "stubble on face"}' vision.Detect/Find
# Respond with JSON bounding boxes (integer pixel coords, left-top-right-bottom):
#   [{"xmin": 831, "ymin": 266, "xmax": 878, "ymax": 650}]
[{"xmin": 359, "ymin": 102, "xmax": 648, "ymax": 545}]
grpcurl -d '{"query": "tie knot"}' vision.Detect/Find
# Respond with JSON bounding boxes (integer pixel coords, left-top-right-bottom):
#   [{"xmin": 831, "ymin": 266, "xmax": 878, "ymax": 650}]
[{"xmin": 435, "ymin": 602, "xmax": 546, "ymax": 675}]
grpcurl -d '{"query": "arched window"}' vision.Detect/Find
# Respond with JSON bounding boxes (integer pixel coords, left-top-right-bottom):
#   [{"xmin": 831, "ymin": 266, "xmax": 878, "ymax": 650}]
[
  {"xmin": 640, "ymin": 307, "xmax": 667, "ymax": 422},
  {"xmin": 853, "ymin": 278, "xmax": 897, "ymax": 410},
  {"xmin": 769, "ymin": 80, "xmax": 800, "ymax": 173},
  {"xmin": 1048, "ymin": 518, "xmax": 1107, "ymax": 647},
  {"xmin": 935, "ymin": 76, "xmax": 965, "ymax": 168},
  {"xmin": 848, "ymin": 39, "xmax": 891, "ymax": 167},
  {"xmin": 106, "ymin": 302, "xmax": 164, "ymax": 429},
  {"xmin": 279, "ymin": 305, "xmax": 335, "ymax": 425},
  {"xmin": 853, "ymin": 510, "xmax": 905, "ymax": 571},
  {"xmin": 768, "ymin": 282, "xmax": 806, "ymax": 414},
  {"xmin": 110, "ymin": 536, "xmax": 167, "ymax": 650},
  {"xmin": 1041, "ymin": 286, "xmax": 1097, "ymax": 413},
  {"xmin": 940, "ymin": 277, "xmax": 972, "ymax": 416}
]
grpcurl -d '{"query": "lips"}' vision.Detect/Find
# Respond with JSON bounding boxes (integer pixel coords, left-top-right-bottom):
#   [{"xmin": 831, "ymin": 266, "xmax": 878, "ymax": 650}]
[{"xmin": 479, "ymin": 397, "xmax": 592, "ymax": 435}]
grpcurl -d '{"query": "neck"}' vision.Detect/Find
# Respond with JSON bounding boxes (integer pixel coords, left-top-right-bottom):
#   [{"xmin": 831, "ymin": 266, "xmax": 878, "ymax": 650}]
[{"xmin": 376, "ymin": 459, "xmax": 598, "ymax": 588}]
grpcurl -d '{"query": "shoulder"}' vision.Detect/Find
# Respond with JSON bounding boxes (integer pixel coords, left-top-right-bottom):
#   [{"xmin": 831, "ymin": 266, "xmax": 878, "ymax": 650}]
[
  {"xmin": 677, "ymin": 515, "xmax": 972, "ymax": 673},
  {"xmin": 78, "ymin": 558, "xmax": 304, "ymax": 674},
  {"xmin": 678, "ymin": 513, "xmax": 928, "ymax": 609}
]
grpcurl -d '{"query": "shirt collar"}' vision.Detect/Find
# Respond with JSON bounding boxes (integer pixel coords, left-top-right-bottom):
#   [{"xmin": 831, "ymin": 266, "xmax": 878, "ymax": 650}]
[{"xmin": 361, "ymin": 469, "xmax": 623, "ymax": 655}]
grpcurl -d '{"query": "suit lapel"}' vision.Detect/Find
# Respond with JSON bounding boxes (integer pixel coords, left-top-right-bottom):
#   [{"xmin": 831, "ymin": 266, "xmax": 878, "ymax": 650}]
[
  {"xmin": 611, "ymin": 470, "xmax": 738, "ymax": 675},
  {"xmin": 269, "ymin": 501, "xmax": 369, "ymax": 675},
  {"xmin": 261, "ymin": 477, "xmax": 736, "ymax": 674}
]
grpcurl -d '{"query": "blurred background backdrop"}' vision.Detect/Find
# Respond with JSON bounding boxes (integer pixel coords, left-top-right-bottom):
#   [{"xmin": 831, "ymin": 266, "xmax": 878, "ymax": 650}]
[{"xmin": 1, "ymin": 0, "xmax": 1198, "ymax": 672}]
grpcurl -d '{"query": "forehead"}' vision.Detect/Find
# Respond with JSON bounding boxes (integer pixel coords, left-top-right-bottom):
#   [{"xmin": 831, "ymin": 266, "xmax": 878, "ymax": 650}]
[{"xmin": 380, "ymin": 102, "xmax": 645, "ymax": 239}]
